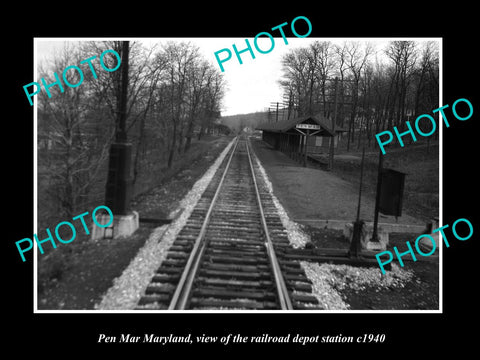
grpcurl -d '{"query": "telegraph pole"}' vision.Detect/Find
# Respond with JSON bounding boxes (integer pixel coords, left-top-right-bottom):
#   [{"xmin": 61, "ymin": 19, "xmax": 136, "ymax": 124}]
[
  {"xmin": 329, "ymin": 77, "xmax": 339, "ymax": 171},
  {"xmin": 371, "ymin": 148, "xmax": 384, "ymax": 242},
  {"xmin": 105, "ymin": 41, "xmax": 133, "ymax": 216},
  {"xmin": 116, "ymin": 41, "xmax": 129, "ymax": 143},
  {"xmin": 92, "ymin": 41, "xmax": 139, "ymax": 240}
]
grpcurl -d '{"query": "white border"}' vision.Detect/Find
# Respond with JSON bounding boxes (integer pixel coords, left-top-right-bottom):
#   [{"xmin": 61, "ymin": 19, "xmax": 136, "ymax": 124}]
[
  {"xmin": 33, "ymin": 37, "xmax": 443, "ymax": 314},
  {"xmin": 438, "ymin": 37, "xmax": 443, "ymax": 313},
  {"xmin": 33, "ymin": 37, "xmax": 39, "ymax": 311}
]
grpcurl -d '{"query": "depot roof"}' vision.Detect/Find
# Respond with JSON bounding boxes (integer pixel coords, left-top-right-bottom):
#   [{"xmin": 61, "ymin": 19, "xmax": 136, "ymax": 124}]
[{"xmin": 256, "ymin": 114, "xmax": 347, "ymax": 136}]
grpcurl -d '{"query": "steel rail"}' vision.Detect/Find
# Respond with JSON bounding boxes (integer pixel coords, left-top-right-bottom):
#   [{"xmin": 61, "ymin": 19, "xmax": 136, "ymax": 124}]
[
  {"xmin": 168, "ymin": 137, "xmax": 240, "ymax": 310},
  {"xmin": 245, "ymin": 138, "xmax": 294, "ymax": 310}
]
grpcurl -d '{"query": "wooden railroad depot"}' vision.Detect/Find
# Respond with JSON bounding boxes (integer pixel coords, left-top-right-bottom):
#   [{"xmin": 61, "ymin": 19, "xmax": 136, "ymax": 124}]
[{"xmin": 256, "ymin": 114, "xmax": 347, "ymax": 168}]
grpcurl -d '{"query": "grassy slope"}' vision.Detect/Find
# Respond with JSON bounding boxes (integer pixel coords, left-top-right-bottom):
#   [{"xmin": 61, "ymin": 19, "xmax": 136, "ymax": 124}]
[
  {"xmin": 37, "ymin": 135, "xmax": 233, "ymax": 309},
  {"xmin": 331, "ymin": 141, "xmax": 439, "ymax": 222}
]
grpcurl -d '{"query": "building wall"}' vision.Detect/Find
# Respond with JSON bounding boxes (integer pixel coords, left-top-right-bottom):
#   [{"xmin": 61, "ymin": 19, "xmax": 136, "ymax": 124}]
[
  {"xmin": 261, "ymin": 131, "xmax": 340, "ymax": 155},
  {"xmin": 307, "ymin": 135, "xmax": 339, "ymax": 154}
]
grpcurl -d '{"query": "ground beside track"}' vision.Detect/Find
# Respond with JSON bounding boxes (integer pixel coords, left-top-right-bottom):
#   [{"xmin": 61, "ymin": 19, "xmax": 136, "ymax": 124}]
[
  {"xmin": 37, "ymin": 135, "xmax": 233, "ymax": 310},
  {"xmin": 38, "ymin": 135, "xmax": 439, "ymax": 310},
  {"xmin": 250, "ymin": 138, "xmax": 439, "ymax": 310}
]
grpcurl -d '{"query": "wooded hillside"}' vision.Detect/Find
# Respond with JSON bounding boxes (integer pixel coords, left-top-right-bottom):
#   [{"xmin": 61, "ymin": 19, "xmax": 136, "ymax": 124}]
[
  {"xmin": 219, "ymin": 111, "xmax": 269, "ymax": 132},
  {"xmin": 38, "ymin": 40, "xmax": 226, "ymax": 225}
]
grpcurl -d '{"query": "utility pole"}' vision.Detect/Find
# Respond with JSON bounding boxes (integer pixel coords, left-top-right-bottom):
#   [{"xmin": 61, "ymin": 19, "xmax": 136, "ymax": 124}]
[
  {"xmin": 92, "ymin": 41, "xmax": 139, "ymax": 240},
  {"xmin": 105, "ymin": 41, "xmax": 134, "ymax": 217},
  {"xmin": 303, "ymin": 129, "xmax": 309, "ymax": 167},
  {"xmin": 371, "ymin": 148, "xmax": 384, "ymax": 243},
  {"xmin": 329, "ymin": 77, "xmax": 338, "ymax": 171},
  {"xmin": 116, "ymin": 41, "xmax": 129, "ymax": 144},
  {"xmin": 349, "ymin": 146, "xmax": 366, "ymax": 258}
]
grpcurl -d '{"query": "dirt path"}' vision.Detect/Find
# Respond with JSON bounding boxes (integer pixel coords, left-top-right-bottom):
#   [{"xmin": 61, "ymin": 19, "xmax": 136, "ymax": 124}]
[
  {"xmin": 250, "ymin": 138, "xmax": 424, "ymax": 227},
  {"xmin": 251, "ymin": 138, "xmax": 439, "ymax": 311}
]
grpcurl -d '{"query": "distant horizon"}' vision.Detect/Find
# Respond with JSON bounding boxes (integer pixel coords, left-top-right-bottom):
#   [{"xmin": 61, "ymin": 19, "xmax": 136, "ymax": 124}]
[{"xmin": 220, "ymin": 109, "xmax": 269, "ymax": 117}]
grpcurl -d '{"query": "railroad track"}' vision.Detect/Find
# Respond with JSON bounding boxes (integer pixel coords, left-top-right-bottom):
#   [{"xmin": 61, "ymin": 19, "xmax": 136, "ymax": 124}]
[{"xmin": 137, "ymin": 136, "xmax": 320, "ymax": 310}]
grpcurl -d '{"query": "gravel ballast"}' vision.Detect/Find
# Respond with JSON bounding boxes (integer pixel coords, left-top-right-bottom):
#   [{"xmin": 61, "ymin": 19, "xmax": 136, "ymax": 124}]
[
  {"xmin": 252, "ymin": 150, "xmax": 310, "ymax": 249},
  {"xmin": 301, "ymin": 262, "xmax": 414, "ymax": 310},
  {"xmin": 95, "ymin": 138, "xmax": 419, "ymax": 311},
  {"xmin": 95, "ymin": 139, "xmax": 235, "ymax": 310},
  {"xmin": 252, "ymin": 143, "xmax": 417, "ymax": 310}
]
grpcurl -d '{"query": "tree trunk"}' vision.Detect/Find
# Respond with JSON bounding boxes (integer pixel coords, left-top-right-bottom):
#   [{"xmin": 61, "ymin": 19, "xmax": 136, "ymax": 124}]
[
  {"xmin": 132, "ymin": 115, "xmax": 146, "ymax": 185},
  {"xmin": 347, "ymin": 83, "xmax": 358, "ymax": 151},
  {"xmin": 184, "ymin": 115, "xmax": 196, "ymax": 153},
  {"xmin": 197, "ymin": 119, "xmax": 205, "ymax": 140},
  {"xmin": 168, "ymin": 121, "xmax": 177, "ymax": 168}
]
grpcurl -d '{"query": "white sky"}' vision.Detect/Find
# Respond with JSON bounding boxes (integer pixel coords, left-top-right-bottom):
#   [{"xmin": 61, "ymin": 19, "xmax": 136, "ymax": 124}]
[{"xmin": 35, "ymin": 37, "xmax": 439, "ymax": 117}]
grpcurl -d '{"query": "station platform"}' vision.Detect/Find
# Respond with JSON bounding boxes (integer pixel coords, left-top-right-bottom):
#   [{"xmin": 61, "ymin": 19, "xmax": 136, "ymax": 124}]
[{"xmin": 250, "ymin": 138, "xmax": 426, "ymax": 231}]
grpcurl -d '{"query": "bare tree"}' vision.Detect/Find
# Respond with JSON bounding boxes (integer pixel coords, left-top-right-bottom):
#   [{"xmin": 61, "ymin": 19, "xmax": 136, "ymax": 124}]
[
  {"xmin": 278, "ymin": 40, "xmax": 437, "ymax": 153},
  {"xmin": 345, "ymin": 41, "xmax": 373, "ymax": 150},
  {"xmin": 413, "ymin": 41, "xmax": 439, "ymax": 117},
  {"xmin": 157, "ymin": 42, "xmax": 199, "ymax": 167},
  {"xmin": 38, "ymin": 39, "xmax": 227, "ymax": 226},
  {"xmin": 38, "ymin": 43, "xmax": 114, "ymax": 219},
  {"xmin": 385, "ymin": 41, "xmax": 418, "ymax": 130},
  {"xmin": 281, "ymin": 47, "xmax": 310, "ymax": 116},
  {"xmin": 183, "ymin": 59, "xmax": 212, "ymax": 152},
  {"xmin": 333, "ymin": 42, "xmax": 349, "ymax": 128},
  {"xmin": 310, "ymin": 41, "xmax": 333, "ymax": 117}
]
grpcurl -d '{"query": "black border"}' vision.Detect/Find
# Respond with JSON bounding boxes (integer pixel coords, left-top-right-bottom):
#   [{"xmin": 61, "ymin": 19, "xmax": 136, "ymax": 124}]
[{"xmin": 6, "ymin": 5, "xmax": 479, "ymax": 354}]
